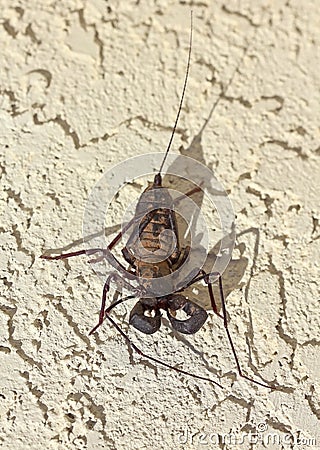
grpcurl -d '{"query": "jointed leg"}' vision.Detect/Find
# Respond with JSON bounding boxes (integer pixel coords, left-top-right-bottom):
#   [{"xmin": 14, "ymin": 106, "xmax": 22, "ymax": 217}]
[
  {"xmin": 89, "ymin": 277, "xmax": 135, "ymax": 335},
  {"xmin": 204, "ymin": 275, "xmax": 223, "ymax": 320},
  {"xmin": 206, "ymin": 273, "xmax": 275, "ymax": 389},
  {"xmin": 89, "ymin": 275, "xmax": 112, "ymax": 336},
  {"xmin": 41, "ymin": 246, "xmax": 135, "ymax": 287},
  {"xmin": 172, "ymin": 185, "xmax": 202, "ymax": 206},
  {"xmin": 40, "ymin": 208, "xmax": 154, "ymax": 261},
  {"xmin": 40, "ymin": 249, "xmax": 91, "ymax": 260}
]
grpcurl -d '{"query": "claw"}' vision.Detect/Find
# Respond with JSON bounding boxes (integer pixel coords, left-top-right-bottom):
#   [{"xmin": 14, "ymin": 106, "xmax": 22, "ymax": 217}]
[
  {"xmin": 167, "ymin": 295, "xmax": 207, "ymax": 334},
  {"xmin": 129, "ymin": 299, "xmax": 161, "ymax": 334}
]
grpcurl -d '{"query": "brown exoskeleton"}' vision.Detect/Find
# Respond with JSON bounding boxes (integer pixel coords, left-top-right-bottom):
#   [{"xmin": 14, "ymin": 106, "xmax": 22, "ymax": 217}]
[{"xmin": 41, "ymin": 13, "xmax": 276, "ymax": 390}]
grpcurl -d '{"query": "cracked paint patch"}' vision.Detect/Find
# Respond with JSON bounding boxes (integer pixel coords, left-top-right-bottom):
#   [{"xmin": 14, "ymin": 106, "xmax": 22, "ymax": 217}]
[{"xmin": 0, "ymin": 1, "xmax": 319, "ymax": 449}]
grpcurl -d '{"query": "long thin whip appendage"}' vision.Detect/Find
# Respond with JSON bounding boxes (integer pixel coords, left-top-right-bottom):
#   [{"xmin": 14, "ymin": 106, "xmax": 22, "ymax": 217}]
[{"xmin": 158, "ymin": 11, "xmax": 193, "ymax": 175}]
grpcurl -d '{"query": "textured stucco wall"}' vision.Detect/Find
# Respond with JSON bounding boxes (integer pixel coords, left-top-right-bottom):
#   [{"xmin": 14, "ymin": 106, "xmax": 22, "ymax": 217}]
[{"xmin": 1, "ymin": 1, "xmax": 319, "ymax": 449}]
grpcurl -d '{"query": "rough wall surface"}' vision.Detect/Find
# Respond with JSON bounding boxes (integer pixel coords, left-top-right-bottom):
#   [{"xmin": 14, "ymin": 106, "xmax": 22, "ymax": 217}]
[{"xmin": 1, "ymin": 1, "xmax": 319, "ymax": 449}]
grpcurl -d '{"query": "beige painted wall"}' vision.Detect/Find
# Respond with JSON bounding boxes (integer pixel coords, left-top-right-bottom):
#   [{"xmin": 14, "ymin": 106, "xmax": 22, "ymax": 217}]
[{"xmin": 1, "ymin": 0, "xmax": 319, "ymax": 449}]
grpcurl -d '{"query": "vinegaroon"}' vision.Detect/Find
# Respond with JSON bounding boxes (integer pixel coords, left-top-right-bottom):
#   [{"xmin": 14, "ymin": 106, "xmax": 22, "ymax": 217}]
[{"xmin": 41, "ymin": 12, "xmax": 276, "ymax": 390}]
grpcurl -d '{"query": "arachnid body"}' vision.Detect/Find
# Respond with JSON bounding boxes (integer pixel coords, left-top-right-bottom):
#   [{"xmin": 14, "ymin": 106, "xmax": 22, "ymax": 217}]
[{"xmin": 41, "ymin": 13, "xmax": 276, "ymax": 390}]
